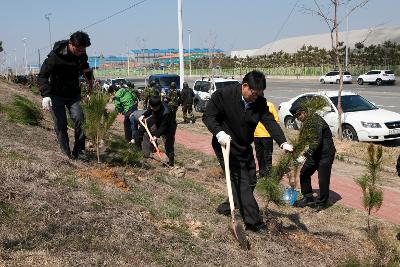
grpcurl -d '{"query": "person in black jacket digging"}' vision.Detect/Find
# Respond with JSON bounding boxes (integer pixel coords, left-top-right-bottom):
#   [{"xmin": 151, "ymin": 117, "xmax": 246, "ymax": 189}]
[
  {"xmin": 137, "ymin": 95, "xmax": 177, "ymax": 166},
  {"xmin": 290, "ymin": 105, "xmax": 336, "ymax": 211},
  {"xmin": 37, "ymin": 31, "xmax": 93, "ymax": 160},
  {"xmin": 203, "ymin": 70, "xmax": 293, "ymax": 234}
]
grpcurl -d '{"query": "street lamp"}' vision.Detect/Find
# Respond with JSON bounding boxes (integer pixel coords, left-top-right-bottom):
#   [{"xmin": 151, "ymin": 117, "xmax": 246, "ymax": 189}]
[
  {"xmin": 22, "ymin": 38, "xmax": 27, "ymax": 75},
  {"xmin": 188, "ymin": 28, "xmax": 192, "ymax": 77},
  {"xmin": 44, "ymin": 13, "xmax": 52, "ymax": 49}
]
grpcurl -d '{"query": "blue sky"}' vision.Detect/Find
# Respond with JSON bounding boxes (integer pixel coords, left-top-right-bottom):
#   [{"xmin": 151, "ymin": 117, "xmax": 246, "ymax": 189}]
[{"xmin": 1, "ymin": 0, "xmax": 400, "ymax": 67}]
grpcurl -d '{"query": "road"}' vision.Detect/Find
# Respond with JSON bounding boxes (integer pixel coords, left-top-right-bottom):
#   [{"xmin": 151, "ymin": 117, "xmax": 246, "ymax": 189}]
[{"xmin": 119, "ymin": 76, "xmax": 400, "ymax": 113}]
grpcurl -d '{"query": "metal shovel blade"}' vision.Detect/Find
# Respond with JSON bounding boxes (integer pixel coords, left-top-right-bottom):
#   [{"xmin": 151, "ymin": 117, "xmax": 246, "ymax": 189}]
[{"xmin": 230, "ymin": 211, "xmax": 250, "ymax": 250}]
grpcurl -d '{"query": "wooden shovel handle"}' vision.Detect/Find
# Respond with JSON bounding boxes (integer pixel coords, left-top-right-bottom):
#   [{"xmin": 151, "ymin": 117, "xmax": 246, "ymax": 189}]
[{"xmin": 221, "ymin": 138, "xmax": 235, "ymax": 219}]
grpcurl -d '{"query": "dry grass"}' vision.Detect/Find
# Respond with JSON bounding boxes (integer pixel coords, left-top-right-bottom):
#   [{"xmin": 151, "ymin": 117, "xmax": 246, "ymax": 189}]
[{"xmin": 0, "ymin": 81, "xmax": 399, "ymax": 266}]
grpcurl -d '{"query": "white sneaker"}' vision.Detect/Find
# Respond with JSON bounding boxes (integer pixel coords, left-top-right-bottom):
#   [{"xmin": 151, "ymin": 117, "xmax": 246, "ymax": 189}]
[{"xmin": 129, "ymin": 139, "xmax": 135, "ymax": 144}]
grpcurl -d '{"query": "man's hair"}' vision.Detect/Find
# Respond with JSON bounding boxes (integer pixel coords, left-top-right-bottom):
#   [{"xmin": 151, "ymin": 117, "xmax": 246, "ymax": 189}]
[
  {"xmin": 149, "ymin": 95, "xmax": 161, "ymax": 107},
  {"xmin": 70, "ymin": 31, "xmax": 91, "ymax": 47},
  {"xmin": 242, "ymin": 70, "xmax": 266, "ymax": 91}
]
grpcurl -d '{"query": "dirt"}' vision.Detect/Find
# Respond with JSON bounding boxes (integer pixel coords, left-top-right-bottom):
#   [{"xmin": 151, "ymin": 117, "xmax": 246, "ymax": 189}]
[{"xmin": 0, "ymin": 79, "xmax": 399, "ymax": 266}]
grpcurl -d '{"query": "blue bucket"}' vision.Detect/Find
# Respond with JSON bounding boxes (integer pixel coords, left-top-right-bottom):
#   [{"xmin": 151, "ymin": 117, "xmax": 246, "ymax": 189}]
[{"xmin": 282, "ymin": 187, "xmax": 299, "ymax": 206}]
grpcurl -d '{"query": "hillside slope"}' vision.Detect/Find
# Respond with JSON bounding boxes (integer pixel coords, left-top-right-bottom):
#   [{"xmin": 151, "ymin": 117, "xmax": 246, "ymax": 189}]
[{"xmin": 0, "ymin": 80, "xmax": 398, "ymax": 266}]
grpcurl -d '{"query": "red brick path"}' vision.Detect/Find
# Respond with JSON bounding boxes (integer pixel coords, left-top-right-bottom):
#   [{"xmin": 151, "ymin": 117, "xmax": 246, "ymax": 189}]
[{"xmin": 175, "ymin": 128, "xmax": 400, "ymax": 225}]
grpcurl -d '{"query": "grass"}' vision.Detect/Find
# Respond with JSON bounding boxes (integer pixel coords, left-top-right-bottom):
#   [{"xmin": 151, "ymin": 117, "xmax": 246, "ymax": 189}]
[
  {"xmin": 3, "ymin": 94, "xmax": 42, "ymax": 126},
  {"xmin": 89, "ymin": 182, "xmax": 104, "ymax": 198},
  {"xmin": 0, "ymin": 201, "xmax": 16, "ymax": 218}
]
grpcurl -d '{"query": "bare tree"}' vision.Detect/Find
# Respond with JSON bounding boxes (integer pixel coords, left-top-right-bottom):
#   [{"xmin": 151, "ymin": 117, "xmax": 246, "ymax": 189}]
[
  {"xmin": 204, "ymin": 31, "xmax": 218, "ymax": 79},
  {"xmin": 304, "ymin": 0, "xmax": 369, "ymax": 140}
]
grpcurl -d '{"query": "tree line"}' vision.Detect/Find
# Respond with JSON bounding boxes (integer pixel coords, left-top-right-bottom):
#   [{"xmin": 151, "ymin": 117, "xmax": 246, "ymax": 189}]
[{"xmin": 190, "ymin": 41, "xmax": 400, "ymax": 71}]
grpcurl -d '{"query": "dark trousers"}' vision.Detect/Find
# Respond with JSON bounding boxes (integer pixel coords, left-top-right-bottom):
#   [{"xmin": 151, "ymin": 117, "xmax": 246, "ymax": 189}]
[
  {"xmin": 254, "ymin": 137, "xmax": 273, "ymax": 177},
  {"xmin": 136, "ymin": 117, "xmax": 177, "ymax": 165},
  {"xmin": 182, "ymin": 104, "xmax": 195, "ymax": 123},
  {"xmin": 123, "ymin": 108, "xmax": 138, "ymax": 142},
  {"xmin": 299, "ymin": 155, "xmax": 335, "ymax": 204},
  {"xmin": 217, "ymin": 157, "xmax": 263, "ymax": 227},
  {"xmin": 50, "ymin": 95, "xmax": 85, "ymax": 157}
]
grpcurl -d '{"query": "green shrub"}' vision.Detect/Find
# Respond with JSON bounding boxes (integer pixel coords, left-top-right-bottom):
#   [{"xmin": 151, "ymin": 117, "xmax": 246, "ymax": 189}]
[
  {"xmin": 4, "ymin": 94, "xmax": 42, "ymax": 125},
  {"xmin": 104, "ymin": 135, "xmax": 143, "ymax": 166}
]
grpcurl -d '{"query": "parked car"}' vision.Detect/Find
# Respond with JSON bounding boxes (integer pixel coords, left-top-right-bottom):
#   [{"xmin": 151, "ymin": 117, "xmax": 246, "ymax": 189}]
[
  {"xmin": 146, "ymin": 74, "xmax": 180, "ymax": 95},
  {"xmin": 193, "ymin": 77, "xmax": 240, "ymax": 112},
  {"xmin": 278, "ymin": 90, "xmax": 400, "ymax": 142},
  {"xmin": 102, "ymin": 78, "xmax": 128, "ymax": 92},
  {"xmin": 357, "ymin": 70, "xmax": 396, "ymax": 85},
  {"xmin": 319, "ymin": 71, "xmax": 352, "ymax": 84}
]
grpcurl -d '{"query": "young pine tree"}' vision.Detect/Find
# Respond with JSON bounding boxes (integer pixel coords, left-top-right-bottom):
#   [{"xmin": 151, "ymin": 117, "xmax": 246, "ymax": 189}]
[
  {"xmin": 355, "ymin": 143, "xmax": 384, "ymax": 231},
  {"xmin": 83, "ymin": 92, "xmax": 117, "ymax": 163}
]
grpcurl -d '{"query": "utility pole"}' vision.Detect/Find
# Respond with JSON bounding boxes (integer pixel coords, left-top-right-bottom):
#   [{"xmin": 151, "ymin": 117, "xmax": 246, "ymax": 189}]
[
  {"xmin": 38, "ymin": 49, "xmax": 41, "ymax": 68},
  {"xmin": 177, "ymin": 0, "xmax": 184, "ymax": 88},
  {"xmin": 127, "ymin": 45, "xmax": 130, "ymax": 77},
  {"xmin": 22, "ymin": 38, "xmax": 27, "ymax": 75},
  {"xmin": 14, "ymin": 49, "xmax": 17, "ymax": 76},
  {"xmin": 188, "ymin": 28, "xmax": 192, "ymax": 77},
  {"xmin": 45, "ymin": 13, "xmax": 52, "ymax": 49},
  {"xmin": 345, "ymin": 5, "xmax": 349, "ymax": 71}
]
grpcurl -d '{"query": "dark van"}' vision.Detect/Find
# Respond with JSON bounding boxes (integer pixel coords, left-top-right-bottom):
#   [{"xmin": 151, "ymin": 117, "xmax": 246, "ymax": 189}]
[{"xmin": 147, "ymin": 74, "xmax": 181, "ymax": 95}]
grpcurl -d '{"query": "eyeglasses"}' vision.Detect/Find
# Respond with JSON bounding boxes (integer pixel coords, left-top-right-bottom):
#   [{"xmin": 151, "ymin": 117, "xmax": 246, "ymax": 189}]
[{"xmin": 249, "ymin": 88, "xmax": 264, "ymax": 97}]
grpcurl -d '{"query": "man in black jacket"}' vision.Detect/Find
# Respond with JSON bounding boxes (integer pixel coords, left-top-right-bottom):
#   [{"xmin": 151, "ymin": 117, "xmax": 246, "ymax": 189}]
[
  {"xmin": 180, "ymin": 82, "xmax": 195, "ymax": 123},
  {"xmin": 203, "ymin": 70, "xmax": 293, "ymax": 234},
  {"xmin": 290, "ymin": 105, "xmax": 336, "ymax": 211},
  {"xmin": 37, "ymin": 31, "xmax": 93, "ymax": 159},
  {"xmin": 137, "ymin": 95, "xmax": 177, "ymax": 166}
]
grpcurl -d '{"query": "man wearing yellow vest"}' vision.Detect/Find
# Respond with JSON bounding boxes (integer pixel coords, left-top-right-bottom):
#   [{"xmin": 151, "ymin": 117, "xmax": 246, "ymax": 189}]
[{"xmin": 254, "ymin": 101, "xmax": 280, "ymax": 178}]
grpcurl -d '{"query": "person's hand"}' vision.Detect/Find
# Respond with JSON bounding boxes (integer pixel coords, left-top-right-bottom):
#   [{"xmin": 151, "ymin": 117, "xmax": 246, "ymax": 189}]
[
  {"xmin": 150, "ymin": 136, "xmax": 157, "ymax": 143},
  {"xmin": 280, "ymin": 142, "xmax": 293, "ymax": 153},
  {"xmin": 296, "ymin": 155, "xmax": 306, "ymax": 164},
  {"xmin": 216, "ymin": 131, "xmax": 231, "ymax": 146},
  {"xmin": 42, "ymin": 97, "xmax": 52, "ymax": 111},
  {"xmin": 139, "ymin": 115, "xmax": 145, "ymax": 123}
]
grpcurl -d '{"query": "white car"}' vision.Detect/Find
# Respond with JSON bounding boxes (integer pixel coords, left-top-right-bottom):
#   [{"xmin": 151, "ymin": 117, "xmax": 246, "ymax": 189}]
[
  {"xmin": 319, "ymin": 71, "xmax": 352, "ymax": 84},
  {"xmin": 278, "ymin": 91, "xmax": 400, "ymax": 142},
  {"xmin": 102, "ymin": 78, "xmax": 127, "ymax": 92},
  {"xmin": 357, "ymin": 70, "xmax": 396, "ymax": 85},
  {"xmin": 193, "ymin": 78, "xmax": 240, "ymax": 112}
]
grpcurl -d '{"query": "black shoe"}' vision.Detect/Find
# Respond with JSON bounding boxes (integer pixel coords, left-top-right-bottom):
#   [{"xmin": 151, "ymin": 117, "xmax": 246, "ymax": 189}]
[
  {"xmin": 246, "ymin": 223, "xmax": 268, "ymax": 235},
  {"xmin": 294, "ymin": 196, "xmax": 316, "ymax": 208},
  {"xmin": 216, "ymin": 203, "xmax": 230, "ymax": 217},
  {"xmin": 313, "ymin": 202, "xmax": 329, "ymax": 212},
  {"xmin": 72, "ymin": 151, "xmax": 89, "ymax": 162}
]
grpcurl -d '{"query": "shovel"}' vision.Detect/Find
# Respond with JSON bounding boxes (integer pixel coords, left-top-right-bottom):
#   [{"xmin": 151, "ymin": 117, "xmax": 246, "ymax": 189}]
[
  {"xmin": 138, "ymin": 118, "xmax": 170, "ymax": 165},
  {"xmin": 221, "ymin": 137, "xmax": 250, "ymax": 250}
]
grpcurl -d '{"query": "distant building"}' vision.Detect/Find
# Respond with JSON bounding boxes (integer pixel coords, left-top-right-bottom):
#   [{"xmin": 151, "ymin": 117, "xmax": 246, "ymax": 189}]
[
  {"xmin": 231, "ymin": 26, "xmax": 400, "ymax": 58},
  {"xmin": 88, "ymin": 48, "xmax": 224, "ymax": 69}
]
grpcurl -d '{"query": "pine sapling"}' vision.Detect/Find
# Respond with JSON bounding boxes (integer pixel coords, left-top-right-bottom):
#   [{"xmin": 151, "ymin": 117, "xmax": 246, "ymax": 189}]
[
  {"xmin": 355, "ymin": 143, "xmax": 384, "ymax": 231},
  {"xmin": 83, "ymin": 92, "xmax": 117, "ymax": 163}
]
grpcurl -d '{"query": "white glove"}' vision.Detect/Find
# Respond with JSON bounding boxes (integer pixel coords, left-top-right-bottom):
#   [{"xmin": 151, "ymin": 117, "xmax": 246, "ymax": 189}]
[
  {"xmin": 139, "ymin": 115, "xmax": 145, "ymax": 123},
  {"xmin": 280, "ymin": 142, "xmax": 293, "ymax": 152},
  {"xmin": 42, "ymin": 97, "xmax": 52, "ymax": 111},
  {"xmin": 296, "ymin": 155, "xmax": 306, "ymax": 164},
  {"xmin": 216, "ymin": 131, "xmax": 231, "ymax": 146}
]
